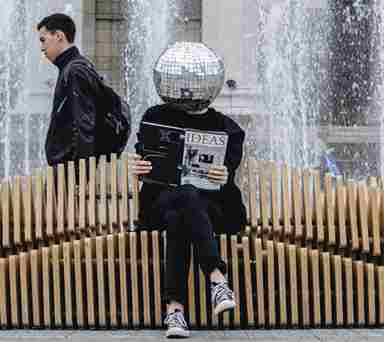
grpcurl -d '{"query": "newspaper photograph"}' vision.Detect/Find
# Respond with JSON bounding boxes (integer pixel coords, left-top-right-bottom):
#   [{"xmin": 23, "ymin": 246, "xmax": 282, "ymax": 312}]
[{"xmin": 181, "ymin": 129, "xmax": 228, "ymax": 190}]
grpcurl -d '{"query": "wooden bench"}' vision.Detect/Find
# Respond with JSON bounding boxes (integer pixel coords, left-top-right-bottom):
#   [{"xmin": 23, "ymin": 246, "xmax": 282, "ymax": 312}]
[{"xmin": 0, "ymin": 153, "xmax": 383, "ymax": 329}]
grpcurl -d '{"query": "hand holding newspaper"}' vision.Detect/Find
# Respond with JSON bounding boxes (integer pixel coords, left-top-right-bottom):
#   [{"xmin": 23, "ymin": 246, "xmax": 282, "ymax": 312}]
[{"xmin": 137, "ymin": 122, "xmax": 228, "ymax": 191}]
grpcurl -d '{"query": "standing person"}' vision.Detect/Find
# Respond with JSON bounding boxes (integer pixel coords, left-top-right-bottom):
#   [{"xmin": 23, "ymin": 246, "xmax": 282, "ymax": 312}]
[
  {"xmin": 37, "ymin": 13, "xmax": 101, "ymax": 171},
  {"xmin": 130, "ymin": 42, "xmax": 247, "ymax": 338}
]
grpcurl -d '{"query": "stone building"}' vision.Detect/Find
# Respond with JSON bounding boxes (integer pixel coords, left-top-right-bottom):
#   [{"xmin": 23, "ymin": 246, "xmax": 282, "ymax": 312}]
[{"xmin": 1, "ymin": 0, "xmax": 383, "ymax": 180}]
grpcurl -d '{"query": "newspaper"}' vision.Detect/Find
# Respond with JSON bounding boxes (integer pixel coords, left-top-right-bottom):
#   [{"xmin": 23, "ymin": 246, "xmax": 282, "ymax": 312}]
[
  {"xmin": 180, "ymin": 129, "xmax": 228, "ymax": 190},
  {"xmin": 138, "ymin": 121, "xmax": 228, "ymax": 191}
]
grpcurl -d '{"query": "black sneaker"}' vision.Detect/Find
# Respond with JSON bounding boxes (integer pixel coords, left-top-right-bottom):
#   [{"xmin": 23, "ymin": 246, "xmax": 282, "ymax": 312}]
[
  {"xmin": 164, "ymin": 309, "xmax": 190, "ymax": 338},
  {"xmin": 211, "ymin": 281, "xmax": 236, "ymax": 315}
]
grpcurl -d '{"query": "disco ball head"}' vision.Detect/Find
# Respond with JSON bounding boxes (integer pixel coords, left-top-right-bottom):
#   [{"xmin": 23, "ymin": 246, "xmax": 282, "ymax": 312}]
[{"xmin": 153, "ymin": 42, "xmax": 225, "ymax": 112}]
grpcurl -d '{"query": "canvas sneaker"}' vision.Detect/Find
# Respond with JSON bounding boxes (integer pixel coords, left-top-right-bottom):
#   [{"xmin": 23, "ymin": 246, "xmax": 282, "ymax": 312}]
[
  {"xmin": 164, "ymin": 309, "xmax": 190, "ymax": 338},
  {"xmin": 211, "ymin": 281, "xmax": 236, "ymax": 315}
]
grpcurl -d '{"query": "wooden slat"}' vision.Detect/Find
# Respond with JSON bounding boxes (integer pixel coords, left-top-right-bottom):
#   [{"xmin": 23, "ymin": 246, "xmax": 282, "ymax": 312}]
[
  {"xmin": 46, "ymin": 166, "xmax": 56, "ymax": 238},
  {"xmin": 302, "ymin": 169, "xmax": 313, "ymax": 242},
  {"xmin": 0, "ymin": 259, "xmax": 8, "ymax": 327},
  {"xmin": 141, "ymin": 231, "xmax": 151, "ymax": 327},
  {"xmin": 332, "ymin": 255, "xmax": 343, "ymax": 326},
  {"xmin": 199, "ymin": 267, "xmax": 207, "ymax": 327},
  {"xmin": 79, "ymin": 159, "xmax": 87, "ymax": 231},
  {"xmin": 110, "ymin": 154, "xmax": 119, "ymax": 231},
  {"xmin": 23, "ymin": 175, "xmax": 33, "ymax": 243},
  {"xmin": 282, "ymin": 165, "xmax": 292, "ymax": 239},
  {"xmin": 309, "ymin": 249, "xmax": 321, "ymax": 326},
  {"xmin": 357, "ymin": 183, "xmax": 370, "ymax": 253},
  {"xmin": 366, "ymin": 263, "xmax": 376, "ymax": 326},
  {"xmin": 131, "ymin": 175, "xmax": 140, "ymax": 225},
  {"xmin": 121, "ymin": 157, "xmax": 130, "ymax": 228},
  {"xmin": 354, "ymin": 260, "xmax": 365, "ymax": 326},
  {"xmin": 129, "ymin": 232, "xmax": 140, "ymax": 327},
  {"xmin": 276, "ymin": 242, "xmax": 287, "ymax": 326},
  {"xmin": 52, "ymin": 245, "xmax": 62, "ymax": 327},
  {"xmin": 259, "ymin": 161, "xmax": 270, "ymax": 235},
  {"xmin": 187, "ymin": 245, "xmax": 197, "ymax": 327},
  {"xmin": 335, "ymin": 177, "xmax": 347, "ymax": 249},
  {"xmin": 9, "ymin": 255, "xmax": 19, "ymax": 328},
  {"xmin": 270, "ymin": 162, "xmax": 280, "ymax": 236},
  {"xmin": 1, "ymin": 181, "xmax": 11, "ymax": 248},
  {"xmin": 57, "ymin": 163, "xmax": 66, "ymax": 235},
  {"xmin": 313, "ymin": 170, "xmax": 324, "ymax": 244},
  {"xmin": 242, "ymin": 236, "xmax": 255, "ymax": 326},
  {"xmin": 85, "ymin": 238, "xmax": 95, "ymax": 327},
  {"xmin": 20, "ymin": 253, "xmax": 30, "ymax": 327},
  {"xmin": 266, "ymin": 241, "xmax": 276, "ymax": 327},
  {"xmin": 73, "ymin": 240, "xmax": 85, "ymax": 328},
  {"xmin": 299, "ymin": 248, "xmax": 310, "ymax": 327},
  {"xmin": 254, "ymin": 238, "xmax": 265, "ymax": 326},
  {"xmin": 107, "ymin": 235, "xmax": 118, "ymax": 328},
  {"xmin": 88, "ymin": 157, "xmax": 97, "ymax": 229},
  {"xmin": 152, "ymin": 231, "xmax": 162, "ymax": 327},
  {"xmin": 291, "ymin": 168, "xmax": 303, "ymax": 241},
  {"xmin": 378, "ymin": 266, "xmax": 384, "ymax": 325},
  {"xmin": 347, "ymin": 181, "xmax": 360, "ymax": 251},
  {"xmin": 369, "ymin": 188, "xmax": 381, "ymax": 256},
  {"xmin": 247, "ymin": 158, "xmax": 258, "ymax": 229},
  {"xmin": 344, "ymin": 258, "xmax": 354, "ymax": 326},
  {"xmin": 219, "ymin": 235, "xmax": 230, "ymax": 327},
  {"xmin": 12, "ymin": 176, "xmax": 22, "ymax": 245},
  {"xmin": 30, "ymin": 250, "xmax": 41, "ymax": 327},
  {"xmin": 42, "ymin": 247, "xmax": 51, "ymax": 328},
  {"xmin": 34, "ymin": 173, "xmax": 44, "ymax": 240},
  {"xmin": 63, "ymin": 242, "xmax": 73, "ymax": 328},
  {"xmin": 67, "ymin": 161, "xmax": 76, "ymax": 234},
  {"xmin": 287, "ymin": 245, "xmax": 298, "ymax": 327},
  {"xmin": 98, "ymin": 156, "xmax": 108, "ymax": 228},
  {"xmin": 321, "ymin": 252, "xmax": 332, "ymax": 326},
  {"xmin": 324, "ymin": 174, "xmax": 336, "ymax": 246},
  {"xmin": 230, "ymin": 236, "xmax": 241, "ymax": 327},
  {"xmin": 96, "ymin": 237, "xmax": 107, "ymax": 327}
]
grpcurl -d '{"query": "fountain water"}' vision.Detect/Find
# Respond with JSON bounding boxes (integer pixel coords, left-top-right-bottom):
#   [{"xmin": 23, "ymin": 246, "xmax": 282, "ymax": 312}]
[
  {"xmin": 0, "ymin": 1, "xmax": 87, "ymax": 179},
  {"xmin": 240, "ymin": 0, "xmax": 331, "ymax": 170}
]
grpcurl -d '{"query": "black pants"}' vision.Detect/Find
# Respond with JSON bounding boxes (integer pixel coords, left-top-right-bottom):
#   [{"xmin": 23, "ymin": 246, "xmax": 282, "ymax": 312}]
[{"xmin": 148, "ymin": 185, "xmax": 227, "ymax": 305}]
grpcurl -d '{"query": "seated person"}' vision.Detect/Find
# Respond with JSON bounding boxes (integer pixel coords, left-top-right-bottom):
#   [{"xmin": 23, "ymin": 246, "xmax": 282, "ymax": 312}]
[{"xmin": 129, "ymin": 42, "xmax": 247, "ymax": 338}]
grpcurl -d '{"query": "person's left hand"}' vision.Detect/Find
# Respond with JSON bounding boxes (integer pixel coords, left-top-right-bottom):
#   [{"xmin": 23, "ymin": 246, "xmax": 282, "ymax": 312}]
[{"xmin": 207, "ymin": 165, "xmax": 228, "ymax": 185}]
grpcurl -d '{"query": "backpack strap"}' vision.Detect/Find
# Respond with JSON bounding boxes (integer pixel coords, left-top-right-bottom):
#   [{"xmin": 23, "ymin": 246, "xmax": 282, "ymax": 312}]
[{"xmin": 62, "ymin": 58, "xmax": 102, "ymax": 86}]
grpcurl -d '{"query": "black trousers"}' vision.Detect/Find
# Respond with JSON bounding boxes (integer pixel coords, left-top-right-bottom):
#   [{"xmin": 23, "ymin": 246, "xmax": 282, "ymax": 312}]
[{"xmin": 148, "ymin": 185, "xmax": 227, "ymax": 305}]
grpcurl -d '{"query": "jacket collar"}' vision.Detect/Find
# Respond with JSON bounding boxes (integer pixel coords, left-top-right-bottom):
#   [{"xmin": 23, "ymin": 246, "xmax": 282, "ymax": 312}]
[{"xmin": 53, "ymin": 46, "xmax": 80, "ymax": 72}]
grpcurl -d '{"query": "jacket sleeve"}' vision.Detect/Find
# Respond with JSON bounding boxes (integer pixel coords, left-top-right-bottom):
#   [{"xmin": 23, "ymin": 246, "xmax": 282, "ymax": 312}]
[{"xmin": 66, "ymin": 68, "xmax": 98, "ymax": 160}]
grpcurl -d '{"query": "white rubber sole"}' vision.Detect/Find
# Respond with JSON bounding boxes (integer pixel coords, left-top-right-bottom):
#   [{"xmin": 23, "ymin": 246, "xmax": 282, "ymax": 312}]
[
  {"xmin": 214, "ymin": 299, "xmax": 236, "ymax": 315},
  {"xmin": 166, "ymin": 327, "xmax": 190, "ymax": 338}
]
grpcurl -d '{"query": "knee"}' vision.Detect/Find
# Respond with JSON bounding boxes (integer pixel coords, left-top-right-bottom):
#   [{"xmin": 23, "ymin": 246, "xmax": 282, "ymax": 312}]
[{"xmin": 175, "ymin": 185, "xmax": 204, "ymax": 210}]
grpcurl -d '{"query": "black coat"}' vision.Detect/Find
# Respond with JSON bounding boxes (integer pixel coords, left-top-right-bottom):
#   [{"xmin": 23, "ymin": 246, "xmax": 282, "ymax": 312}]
[
  {"xmin": 136, "ymin": 104, "xmax": 247, "ymax": 234},
  {"xmin": 45, "ymin": 46, "xmax": 102, "ymax": 166}
]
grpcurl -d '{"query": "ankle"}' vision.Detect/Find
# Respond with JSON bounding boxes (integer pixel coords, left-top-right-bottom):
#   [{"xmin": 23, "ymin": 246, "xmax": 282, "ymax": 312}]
[
  {"xmin": 210, "ymin": 269, "xmax": 226, "ymax": 284},
  {"xmin": 167, "ymin": 301, "xmax": 184, "ymax": 314}
]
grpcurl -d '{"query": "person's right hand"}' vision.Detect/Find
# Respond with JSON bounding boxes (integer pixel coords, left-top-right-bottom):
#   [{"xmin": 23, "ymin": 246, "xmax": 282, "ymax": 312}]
[{"xmin": 128, "ymin": 153, "xmax": 152, "ymax": 175}]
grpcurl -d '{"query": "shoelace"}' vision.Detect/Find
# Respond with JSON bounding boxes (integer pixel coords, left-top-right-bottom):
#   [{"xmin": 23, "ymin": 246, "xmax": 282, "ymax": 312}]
[
  {"xmin": 164, "ymin": 310, "xmax": 188, "ymax": 329},
  {"xmin": 212, "ymin": 282, "xmax": 233, "ymax": 305}
]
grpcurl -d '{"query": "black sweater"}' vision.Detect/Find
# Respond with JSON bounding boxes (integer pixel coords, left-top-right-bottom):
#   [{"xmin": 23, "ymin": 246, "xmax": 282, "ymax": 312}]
[{"xmin": 136, "ymin": 104, "xmax": 247, "ymax": 234}]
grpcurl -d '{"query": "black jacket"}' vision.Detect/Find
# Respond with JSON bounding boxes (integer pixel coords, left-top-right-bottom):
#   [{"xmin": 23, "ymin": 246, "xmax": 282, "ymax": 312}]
[
  {"xmin": 45, "ymin": 46, "xmax": 102, "ymax": 166},
  {"xmin": 136, "ymin": 104, "xmax": 247, "ymax": 234}
]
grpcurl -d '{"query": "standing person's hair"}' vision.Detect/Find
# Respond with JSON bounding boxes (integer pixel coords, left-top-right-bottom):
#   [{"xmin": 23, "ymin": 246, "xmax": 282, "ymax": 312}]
[{"xmin": 37, "ymin": 13, "xmax": 76, "ymax": 43}]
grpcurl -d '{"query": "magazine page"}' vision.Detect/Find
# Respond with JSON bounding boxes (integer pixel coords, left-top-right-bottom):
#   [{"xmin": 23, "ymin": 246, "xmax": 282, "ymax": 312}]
[
  {"xmin": 138, "ymin": 121, "xmax": 185, "ymax": 186},
  {"xmin": 181, "ymin": 129, "xmax": 228, "ymax": 191}
]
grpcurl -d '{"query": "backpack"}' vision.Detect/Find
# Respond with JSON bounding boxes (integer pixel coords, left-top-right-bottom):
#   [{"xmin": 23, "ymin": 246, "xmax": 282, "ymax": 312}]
[
  {"xmin": 64, "ymin": 58, "xmax": 131, "ymax": 161},
  {"xmin": 96, "ymin": 81, "xmax": 131, "ymax": 160}
]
